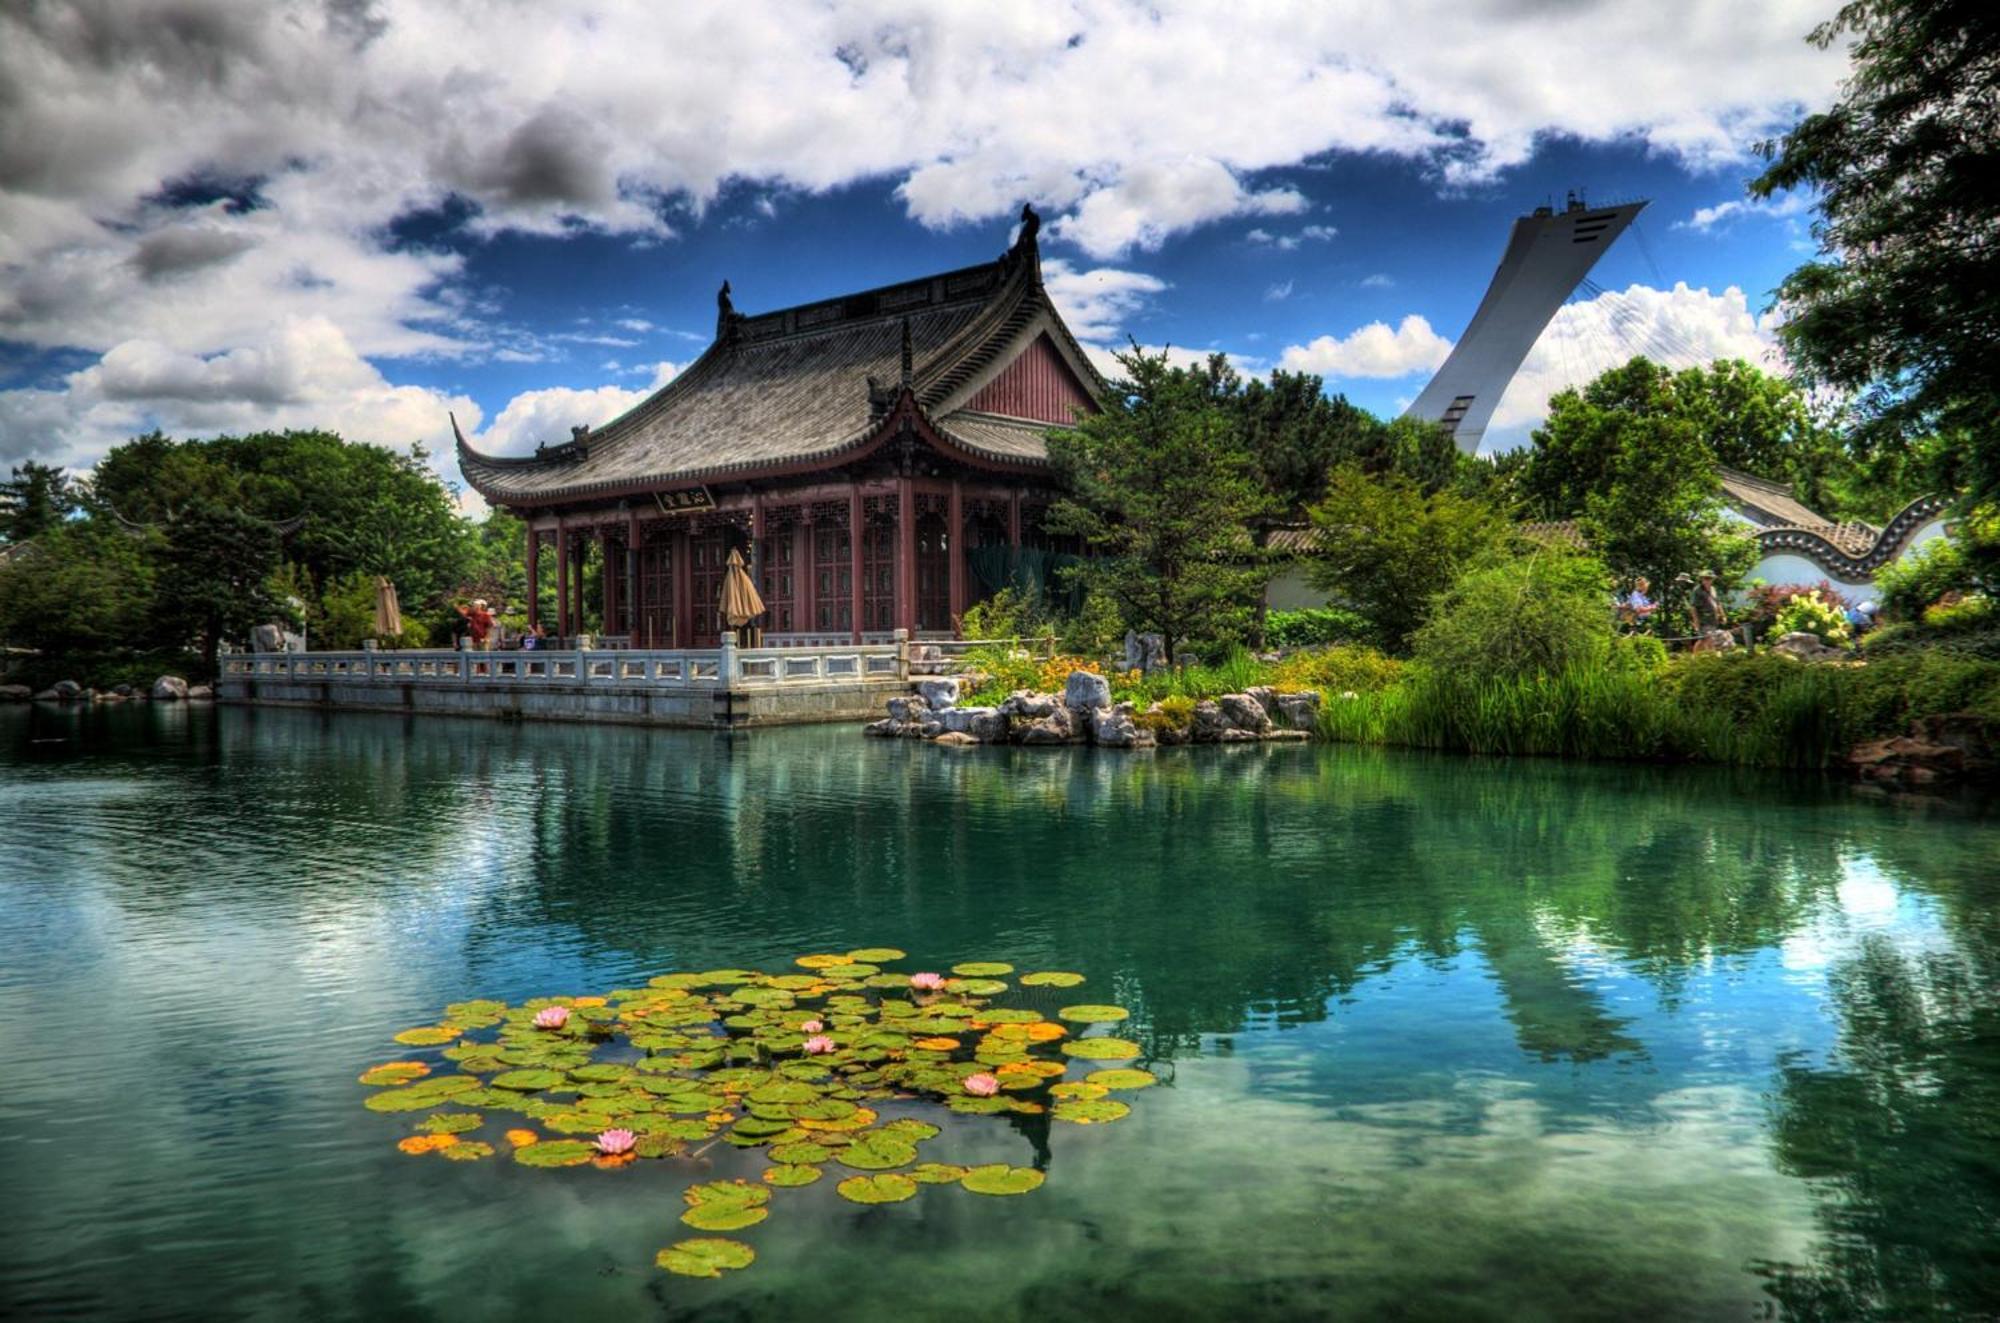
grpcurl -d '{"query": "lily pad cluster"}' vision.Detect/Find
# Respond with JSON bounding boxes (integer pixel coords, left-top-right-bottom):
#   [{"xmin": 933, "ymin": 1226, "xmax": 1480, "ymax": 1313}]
[{"xmin": 359, "ymin": 951, "xmax": 1153, "ymax": 1279}]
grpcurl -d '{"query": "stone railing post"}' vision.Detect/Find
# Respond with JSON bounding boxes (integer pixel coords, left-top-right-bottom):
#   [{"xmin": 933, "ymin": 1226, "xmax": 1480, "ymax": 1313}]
[
  {"xmin": 894, "ymin": 628, "xmax": 909, "ymax": 681},
  {"xmin": 718, "ymin": 630, "xmax": 738, "ymax": 685},
  {"xmin": 362, "ymin": 637, "xmax": 378, "ymax": 681}
]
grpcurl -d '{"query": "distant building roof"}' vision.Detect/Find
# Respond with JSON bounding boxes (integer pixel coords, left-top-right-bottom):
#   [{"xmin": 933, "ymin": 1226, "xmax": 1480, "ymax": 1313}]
[{"xmin": 456, "ymin": 217, "xmax": 1103, "ymax": 507}]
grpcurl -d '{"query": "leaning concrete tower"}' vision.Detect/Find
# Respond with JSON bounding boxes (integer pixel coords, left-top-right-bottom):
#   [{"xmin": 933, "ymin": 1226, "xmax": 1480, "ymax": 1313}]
[{"xmin": 1403, "ymin": 194, "xmax": 1645, "ymax": 453}]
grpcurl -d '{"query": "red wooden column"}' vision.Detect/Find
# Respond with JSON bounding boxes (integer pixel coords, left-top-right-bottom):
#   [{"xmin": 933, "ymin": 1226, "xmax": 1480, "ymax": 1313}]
[
  {"xmin": 598, "ymin": 526, "xmax": 614, "ymax": 640},
  {"xmin": 751, "ymin": 495, "xmax": 767, "ymax": 637},
  {"xmin": 792, "ymin": 521, "xmax": 807, "ymax": 635},
  {"xmin": 848, "ymin": 487, "xmax": 864, "ymax": 643},
  {"xmin": 625, "ymin": 512, "xmax": 641, "ymax": 646},
  {"xmin": 525, "ymin": 526, "xmax": 540, "ymax": 631},
  {"xmin": 895, "ymin": 476, "xmax": 916, "ymax": 635},
  {"xmin": 673, "ymin": 525, "xmax": 692, "ymax": 648},
  {"xmin": 555, "ymin": 518, "xmax": 570, "ymax": 638},
  {"xmin": 947, "ymin": 480, "xmax": 965, "ymax": 632},
  {"xmin": 801, "ymin": 510, "xmax": 817, "ymax": 636}
]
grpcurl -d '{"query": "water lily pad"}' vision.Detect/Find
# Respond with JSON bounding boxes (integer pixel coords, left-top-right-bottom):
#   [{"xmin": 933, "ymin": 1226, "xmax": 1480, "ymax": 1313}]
[
  {"xmin": 440, "ymin": 1140, "xmax": 495, "ymax": 1160},
  {"xmin": 961, "ymin": 1164, "xmax": 1045, "ymax": 1196},
  {"xmin": 363, "ymin": 1076, "xmax": 479, "ymax": 1112},
  {"xmin": 820, "ymin": 963, "xmax": 878, "ymax": 979},
  {"xmin": 845, "ymin": 947, "xmax": 905, "ymax": 963},
  {"xmin": 789, "ymin": 1098, "xmax": 858, "ymax": 1122},
  {"xmin": 443, "ymin": 999, "xmax": 508, "ymax": 1027},
  {"xmin": 657, "ymin": 1238, "xmax": 755, "ymax": 1278},
  {"xmin": 512, "ymin": 1139, "xmax": 595, "ymax": 1168},
  {"xmin": 358, "ymin": 1061, "xmax": 430, "ymax": 1087},
  {"xmin": 794, "ymin": 954, "xmax": 848, "ymax": 969},
  {"xmin": 836, "ymin": 1173, "xmax": 917, "ymax": 1204},
  {"xmin": 1048, "ymin": 1081, "xmax": 1109, "ymax": 1101},
  {"xmin": 952, "ymin": 978, "xmax": 1009, "ymax": 997},
  {"xmin": 397, "ymin": 1133, "xmax": 458, "ymax": 1154},
  {"xmin": 417, "ymin": 1111, "xmax": 483, "ymax": 1135},
  {"xmin": 878, "ymin": 1118, "xmax": 940, "ymax": 1142},
  {"xmin": 681, "ymin": 1202, "xmax": 769, "ymax": 1231},
  {"xmin": 1020, "ymin": 971, "xmax": 1085, "ymax": 988},
  {"xmin": 909, "ymin": 1162, "xmax": 968, "ymax": 1184},
  {"xmin": 747, "ymin": 1080, "xmax": 820, "ymax": 1105},
  {"xmin": 685, "ymin": 1180, "xmax": 770, "ymax": 1209},
  {"xmin": 491, "ymin": 1068, "xmax": 565, "ymax": 1091},
  {"xmin": 1058, "ymin": 1004, "xmax": 1128, "ymax": 1024},
  {"xmin": 1053, "ymin": 1099, "xmax": 1131, "ymax": 1124},
  {"xmin": 762, "ymin": 1163, "xmax": 822, "ymax": 1187},
  {"xmin": 768, "ymin": 1140, "xmax": 832, "ymax": 1164},
  {"xmin": 951, "ymin": 962, "xmax": 1014, "ymax": 977},
  {"xmin": 393, "ymin": 1025, "xmax": 461, "ymax": 1046},
  {"xmin": 836, "ymin": 1133, "xmax": 917, "ymax": 1170},
  {"xmin": 1061, "ymin": 1037, "xmax": 1140, "ymax": 1061},
  {"xmin": 1086, "ymin": 1068, "xmax": 1157, "ymax": 1090}
]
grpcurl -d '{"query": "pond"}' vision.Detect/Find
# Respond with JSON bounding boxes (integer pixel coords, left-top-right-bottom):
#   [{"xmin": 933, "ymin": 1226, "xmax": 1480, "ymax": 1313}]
[{"xmin": 1, "ymin": 705, "xmax": 1995, "ymax": 1322}]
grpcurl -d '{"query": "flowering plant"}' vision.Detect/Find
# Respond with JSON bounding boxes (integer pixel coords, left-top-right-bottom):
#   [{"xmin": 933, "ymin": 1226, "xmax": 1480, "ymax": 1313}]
[{"xmin": 1774, "ymin": 589, "xmax": 1852, "ymax": 646}]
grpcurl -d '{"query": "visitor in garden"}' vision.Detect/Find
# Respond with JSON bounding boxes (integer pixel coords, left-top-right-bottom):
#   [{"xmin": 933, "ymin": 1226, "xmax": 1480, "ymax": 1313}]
[
  {"xmin": 1690, "ymin": 571, "xmax": 1723, "ymax": 634},
  {"xmin": 457, "ymin": 598, "xmax": 496, "ymax": 651},
  {"xmin": 1620, "ymin": 577, "xmax": 1658, "ymax": 629},
  {"xmin": 521, "ymin": 623, "xmax": 545, "ymax": 651}
]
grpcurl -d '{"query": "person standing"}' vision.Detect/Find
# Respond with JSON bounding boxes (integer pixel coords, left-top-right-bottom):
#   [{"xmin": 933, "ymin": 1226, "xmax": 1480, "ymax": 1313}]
[
  {"xmin": 457, "ymin": 598, "xmax": 496, "ymax": 651},
  {"xmin": 1690, "ymin": 571, "xmax": 1723, "ymax": 635},
  {"xmin": 1621, "ymin": 576, "xmax": 1659, "ymax": 630}
]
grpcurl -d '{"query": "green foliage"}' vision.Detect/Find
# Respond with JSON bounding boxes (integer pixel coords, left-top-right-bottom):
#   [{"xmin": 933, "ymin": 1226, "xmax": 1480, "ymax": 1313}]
[
  {"xmin": 1411, "ymin": 551, "xmax": 1615, "ymax": 684},
  {"xmin": 1753, "ymin": 0, "xmax": 2000, "ymax": 506},
  {"xmin": 150, "ymin": 504, "xmax": 284, "ymax": 673},
  {"xmin": 959, "ymin": 587, "xmax": 1049, "ymax": 643},
  {"xmin": 0, "ymin": 520, "xmax": 157, "ymax": 655},
  {"xmin": 1773, "ymin": 590, "xmax": 1852, "ymax": 647},
  {"xmin": 1045, "ymin": 347, "xmax": 1272, "ymax": 661},
  {"xmin": 1304, "ymin": 466, "xmax": 1509, "ymax": 653},
  {"xmin": 1265, "ymin": 606, "xmax": 1373, "ymax": 648},
  {"xmin": 0, "ymin": 461, "xmax": 77, "ymax": 544},
  {"xmin": 1873, "ymin": 536, "xmax": 1974, "ymax": 621}
]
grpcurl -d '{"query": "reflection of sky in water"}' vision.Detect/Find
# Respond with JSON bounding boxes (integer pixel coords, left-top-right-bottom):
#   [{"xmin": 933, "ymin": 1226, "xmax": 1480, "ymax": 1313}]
[{"xmin": 2, "ymin": 707, "xmax": 1996, "ymax": 1322}]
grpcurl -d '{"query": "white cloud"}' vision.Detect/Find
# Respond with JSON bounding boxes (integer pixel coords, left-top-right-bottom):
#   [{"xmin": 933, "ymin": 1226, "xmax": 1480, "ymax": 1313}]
[
  {"xmin": 1482, "ymin": 282, "xmax": 1782, "ymax": 448},
  {"xmin": 1360, "ymin": 273, "xmax": 1395, "ymax": 289},
  {"xmin": 1278, "ymin": 314, "xmax": 1454, "ymax": 379},
  {"xmin": 1676, "ymin": 190, "xmax": 1812, "ymax": 232},
  {"xmin": 1247, "ymin": 223, "xmax": 1338, "ymax": 252},
  {"xmin": 1040, "ymin": 258, "xmax": 1168, "ymax": 344},
  {"xmin": 1265, "ymin": 281, "xmax": 1294, "ymax": 302}
]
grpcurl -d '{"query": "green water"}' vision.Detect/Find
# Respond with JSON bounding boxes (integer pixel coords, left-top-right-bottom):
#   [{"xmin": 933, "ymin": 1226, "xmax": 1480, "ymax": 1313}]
[{"xmin": 1, "ymin": 706, "xmax": 1995, "ymax": 1322}]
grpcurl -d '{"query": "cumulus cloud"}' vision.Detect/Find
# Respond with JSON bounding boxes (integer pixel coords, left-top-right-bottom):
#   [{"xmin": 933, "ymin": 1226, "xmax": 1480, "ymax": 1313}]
[
  {"xmin": 1676, "ymin": 190, "xmax": 1812, "ymax": 232},
  {"xmin": 1247, "ymin": 223, "xmax": 1337, "ymax": 252},
  {"xmin": 1040, "ymin": 258, "xmax": 1168, "ymax": 344},
  {"xmin": 1278, "ymin": 315, "xmax": 1454, "ymax": 379},
  {"xmin": 1482, "ymin": 282, "xmax": 1782, "ymax": 448},
  {"xmin": 474, "ymin": 361, "xmax": 680, "ymax": 457}
]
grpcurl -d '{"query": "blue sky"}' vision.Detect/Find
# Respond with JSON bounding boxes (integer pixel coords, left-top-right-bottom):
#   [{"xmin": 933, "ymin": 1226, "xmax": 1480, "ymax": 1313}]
[{"xmin": 0, "ymin": 1, "xmax": 1845, "ymax": 502}]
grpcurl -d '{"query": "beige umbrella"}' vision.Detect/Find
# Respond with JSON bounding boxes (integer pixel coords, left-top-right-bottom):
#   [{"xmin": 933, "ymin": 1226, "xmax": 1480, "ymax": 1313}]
[
  {"xmin": 719, "ymin": 548, "xmax": 765, "ymax": 641},
  {"xmin": 372, "ymin": 576, "xmax": 403, "ymax": 640}
]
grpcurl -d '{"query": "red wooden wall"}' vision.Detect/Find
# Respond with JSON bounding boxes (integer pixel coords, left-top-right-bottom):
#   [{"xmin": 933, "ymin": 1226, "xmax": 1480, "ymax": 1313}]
[{"xmin": 966, "ymin": 333, "xmax": 1093, "ymax": 424}]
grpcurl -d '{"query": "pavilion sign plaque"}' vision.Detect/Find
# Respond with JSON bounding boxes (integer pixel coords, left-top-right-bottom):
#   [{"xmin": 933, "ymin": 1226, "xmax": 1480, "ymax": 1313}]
[{"xmin": 653, "ymin": 486, "xmax": 716, "ymax": 517}]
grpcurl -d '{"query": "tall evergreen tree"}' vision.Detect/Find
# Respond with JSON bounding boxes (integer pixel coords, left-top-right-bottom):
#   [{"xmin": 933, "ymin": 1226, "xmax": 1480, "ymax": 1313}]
[{"xmin": 0, "ymin": 460, "xmax": 76, "ymax": 543}]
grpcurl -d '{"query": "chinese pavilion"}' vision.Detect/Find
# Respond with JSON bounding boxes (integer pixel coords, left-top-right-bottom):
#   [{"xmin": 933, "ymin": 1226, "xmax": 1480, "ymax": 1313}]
[{"xmin": 453, "ymin": 206, "xmax": 1102, "ymax": 647}]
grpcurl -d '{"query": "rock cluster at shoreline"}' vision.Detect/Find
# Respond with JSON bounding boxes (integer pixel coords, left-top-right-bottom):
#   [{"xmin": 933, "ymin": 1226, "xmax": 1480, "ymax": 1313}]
[
  {"xmin": 1848, "ymin": 712, "xmax": 1996, "ymax": 787},
  {"xmin": 865, "ymin": 670, "xmax": 1321, "ymax": 749},
  {"xmin": 0, "ymin": 676, "xmax": 214, "ymax": 704}
]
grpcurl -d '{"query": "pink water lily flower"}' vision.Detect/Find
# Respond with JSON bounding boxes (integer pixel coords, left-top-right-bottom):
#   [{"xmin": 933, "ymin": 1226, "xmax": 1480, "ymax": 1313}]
[
  {"xmin": 802, "ymin": 1034, "xmax": 836, "ymax": 1055},
  {"xmin": 910, "ymin": 972, "xmax": 946, "ymax": 991},
  {"xmin": 532, "ymin": 1005, "xmax": 571, "ymax": 1030},
  {"xmin": 798, "ymin": 1019, "xmax": 824, "ymax": 1033},
  {"xmin": 595, "ymin": 1128, "xmax": 636, "ymax": 1156},
  {"xmin": 963, "ymin": 1072, "xmax": 1000, "ymax": 1097}
]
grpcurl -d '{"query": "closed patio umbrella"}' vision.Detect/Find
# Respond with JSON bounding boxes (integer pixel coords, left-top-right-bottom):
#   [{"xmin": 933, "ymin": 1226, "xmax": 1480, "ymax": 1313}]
[
  {"xmin": 372, "ymin": 576, "xmax": 402, "ymax": 640},
  {"xmin": 719, "ymin": 548, "xmax": 765, "ymax": 642}
]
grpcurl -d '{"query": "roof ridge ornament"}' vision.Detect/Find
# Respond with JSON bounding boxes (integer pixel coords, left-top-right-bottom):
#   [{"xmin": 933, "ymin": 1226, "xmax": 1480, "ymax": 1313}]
[{"xmin": 716, "ymin": 279, "xmax": 740, "ymax": 340}]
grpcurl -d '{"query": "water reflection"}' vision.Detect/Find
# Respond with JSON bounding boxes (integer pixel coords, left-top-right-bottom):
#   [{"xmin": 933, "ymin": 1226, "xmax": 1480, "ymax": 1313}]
[{"xmin": 1, "ymin": 706, "xmax": 1995, "ymax": 1321}]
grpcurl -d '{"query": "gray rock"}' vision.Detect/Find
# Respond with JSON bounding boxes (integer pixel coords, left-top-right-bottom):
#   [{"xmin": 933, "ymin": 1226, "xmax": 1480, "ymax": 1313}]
[
  {"xmin": 917, "ymin": 720, "xmax": 945, "ymax": 739},
  {"xmin": 111, "ymin": 683, "xmax": 135, "ymax": 697},
  {"xmin": 1062, "ymin": 670, "xmax": 1112, "ymax": 713},
  {"xmin": 863, "ymin": 718, "xmax": 900, "ymax": 738},
  {"xmin": 97, "ymin": 691, "xmax": 127, "ymax": 703},
  {"xmin": 1218, "ymin": 692, "xmax": 1271, "ymax": 733},
  {"xmin": 0, "ymin": 684, "xmax": 31, "ymax": 702},
  {"xmin": 886, "ymin": 694, "xmax": 929, "ymax": 722},
  {"xmin": 186, "ymin": 685, "xmax": 214, "ymax": 701},
  {"xmin": 916, "ymin": 677, "xmax": 961, "ymax": 710},
  {"xmin": 1266, "ymin": 728, "xmax": 1311, "ymax": 742},
  {"xmin": 152, "ymin": 675, "xmax": 189, "ymax": 702},
  {"xmin": 50, "ymin": 679, "xmax": 83, "ymax": 700},
  {"xmin": 1773, "ymin": 631, "xmax": 1844, "ymax": 663},
  {"xmin": 933, "ymin": 731, "xmax": 979, "ymax": 747},
  {"xmin": 1090, "ymin": 701, "xmax": 1155, "ymax": 749},
  {"xmin": 1000, "ymin": 690, "xmax": 1059, "ymax": 720},
  {"xmin": 251, "ymin": 623, "xmax": 304, "ymax": 653},
  {"xmin": 1122, "ymin": 630, "xmax": 1168, "ymax": 674},
  {"xmin": 1247, "ymin": 686, "xmax": 1279, "ymax": 717},
  {"xmin": 943, "ymin": 706, "xmax": 1007, "ymax": 742},
  {"xmin": 1218, "ymin": 728, "xmax": 1262, "ymax": 743},
  {"xmin": 1273, "ymin": 691, "xmax": 1322, "ymax": 731},
  {"xmin": 1017, "ymin": 705, "xmax": 1079, "ymax": 744},
  {"xmin": 32, "ymin": 688, "xmax": 59, "ymax": 701},
  {"xmin": 1190, "ymin": 700, "xmax": 1229, "ymax": 742}
]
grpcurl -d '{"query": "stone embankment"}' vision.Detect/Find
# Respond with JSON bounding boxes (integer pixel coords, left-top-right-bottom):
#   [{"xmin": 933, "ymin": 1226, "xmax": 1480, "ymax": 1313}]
[
  {"xmin": 0, "ymin": 676, "xmax": 214, "ymax": 704},
  {"xmin": 865, "ymin": 670, "xmax": 1321, "ymax": 749},
  {"xmin": 1848, "ymin": 713, "xmax": 1996, "ymax": 788}
]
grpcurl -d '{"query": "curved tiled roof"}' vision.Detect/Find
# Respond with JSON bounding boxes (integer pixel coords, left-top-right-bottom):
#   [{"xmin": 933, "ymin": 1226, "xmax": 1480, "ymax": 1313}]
[
  {"xmin": 457, "ymin": 228, "xmax": 1101, "ymax": 506},
  {"xmin": 1753, "ymin": 493, "xmax": 1952, "ymax": 578}
]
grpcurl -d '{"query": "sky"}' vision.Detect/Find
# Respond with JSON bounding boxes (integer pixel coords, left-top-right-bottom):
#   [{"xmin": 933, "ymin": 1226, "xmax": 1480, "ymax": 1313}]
[{"xmin": 0, "ymin": 0, "xmax": 1851, "ymax": 510}]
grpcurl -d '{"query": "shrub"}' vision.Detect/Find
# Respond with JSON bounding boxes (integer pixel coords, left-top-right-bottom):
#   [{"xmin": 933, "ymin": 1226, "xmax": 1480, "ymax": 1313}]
[
  {"xmin": 1921, "ymin": 594, "xmax": 1993, "ymax": 633},
  {"xmin": 1266, "ymin": 606, "xmax": 1373, "ymax": 649},
  {"xmin": 1742, "ymin": 580, "xmax": 1849, "ymax": 630},
  {"xmin": 1267, "ymin": 644, "xmax": 1402, "ymax": 696},
  {"xmin": 1411, "ymin": 550, "xmax": 1615, "ymax": 684},
  {"xmin": 960, "ymin": 588, "xmax": 1053, "ymax": 644},
  {"xmin": 1873, "ymin": 537, "xmax": 1972, "ymax": 620},
  {"xmin": 1135, "ymin": 694, "xmax": 1197, "ymax": 734},
  {"xmin": 1772, "ymin": 589, "xmax": 1852, "ymax": 646}
]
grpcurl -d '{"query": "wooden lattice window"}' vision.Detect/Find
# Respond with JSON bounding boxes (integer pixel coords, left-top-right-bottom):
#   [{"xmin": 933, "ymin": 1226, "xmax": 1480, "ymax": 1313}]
[
  {"xmin": 861, "ymin": 502, "xmax": 897, "ymax": 633},
  {"xmin": 637, "ymin": 535, "xmax": 674, "ymax": 648},
  {"xmin": 813, "ymin": 519, "xmax": 852, "ymax": 633},
  {"xmin": 759, "ymin": 511, "xmax": 798, "ymax": 634},
  {"xmin": 916, "ymin": 507, "xmax": 950, "ymax": 632},
  {"xmin": 690, "ymin": 530, "xmax": 728, "ymax": 645}
]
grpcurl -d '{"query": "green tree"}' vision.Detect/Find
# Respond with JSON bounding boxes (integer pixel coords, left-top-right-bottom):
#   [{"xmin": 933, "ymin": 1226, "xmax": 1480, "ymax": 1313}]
[
  {"xmin": 0, "ymin": 520, "xmax": 156, "ymax": 654},
  {"xmin": 1412, "ymin": 551, "xmax": 1616, "ymax": 683},
  {"xmin": 1045, "ymin": 348, "xmax": 1272, "ymax": 662},
  {"xmin": 1752, "ymin": 0, "xmax": 2000, "ymax": 507},
  {"xmin": 151, "ymin": 504, "xmax": 284, "ymax": 674},
  {"xmin": 1575, "ymin": 411, "xmax": 1758, "ymax": 602},
  {"xmin": 0, "ymin": 460, "xmax": 77, "ymax": 543},
  {"xmin": 1304, "ymin": 466, "xmax": 1510, "ymax": 653}
]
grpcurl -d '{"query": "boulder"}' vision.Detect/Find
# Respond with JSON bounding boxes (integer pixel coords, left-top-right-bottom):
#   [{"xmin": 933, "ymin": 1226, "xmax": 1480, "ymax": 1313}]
[
  {"xmin": 97, "ymin": 690, "xmax": 127, "ymax": 703},
  {"xmin": 1218, "ymin": 692, "xmax": 1271, "ymax": 734},
  {"xmin": 885, "ymin": 694, "xmax": 929, "ymax": 723},
  {"xmin": 915, "ymin": 720, "xmax": 945, "ymax": 739},
  {"xmin": 1773, "ymin": 631, "xmax": 1844, "ymax": 663},
  {"xmin": 1062, "ymin": 670, "xmax": 1112, "ymax": 713},
  {"xmin": 1246, "ymin": 686, "xmax": 1279, "ymax": 717},
  {"xmin": 50, "ymin": 679, "xmax": 83, "ymax": 701},
  {"xmin": 1143, "ymin": 704, "xmax": 1191, "ymax": 746},
  {"xmin": 187, "ymin": 685, "xmax": 214, "ymax": 701},
  {"xmin": 1121, "ymin": 631, "xmax": 1168, "ymax": 674},
  {"xmin": 1849, "ymin": 712, "xmax": 1997, "ymax": 787},
  {"xmin": 1090, "ymin": 701, "xmax": 1156, "ymax": 749},
  {"xmin": 999, "ymin": 690, "xmax": 1060, "ymax": 720},
  {"xmin": 1217, "ymin": 729, "xmax": 1262, "ymax": 743},
  {"xmin": 863, "ymin": 718, "xmax": 900, "ymax": 738},
  {"xmin": 112, "ymin": 683, "xmax": 134, "ymax": 697},
  {"xmin": 1017, "ymin": 705, "xmax": 1079, "ymax": 744},
  {"xmin": 1273, "ymin": 691, "xmax": 1322, "ymax": 731},
  {"xmin": 933, "ymin": 731, "xmax": 979, "ymax": 747},
  {"xmin": 942, "ymin": 706, "xmax": 1007, "ymax": 742},
  {"xmin": 1265, "ymin": 729, "xmax": 1311, "ymax": 742},
  {"xmin": 916, "ymin": 677, "xmax": 961, "ymax": 711},
  {"xmin": 152, "ymin": 675, "xmax": 189, "ymax": 702},
  {"xmin": 32, "ymin": 688, "xmax": 59, "ymax": 701},
  {"xmin": 1190, "ymin": 700, "xmax": 1230, "ymax": 743},
  {"xmin": 0, "ymin": 684, "xmax": 31, "ymax": 702}
]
